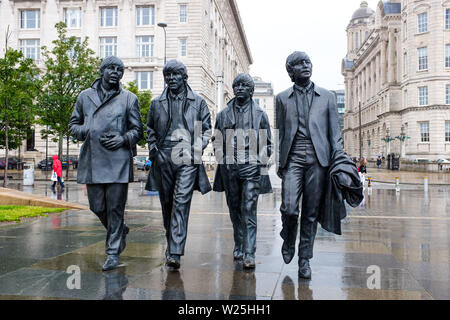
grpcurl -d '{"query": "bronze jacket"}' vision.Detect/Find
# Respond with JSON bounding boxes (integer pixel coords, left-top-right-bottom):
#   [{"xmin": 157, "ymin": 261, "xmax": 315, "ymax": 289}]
[
  {"xmin": 145, "ymin": 85, "xmax": 212, "ymax": 195},
  {"xmin": 69, "ymin": 79, "xmax": 143, "ymax": 184},
  {"xmin": 275, "ymin": 84, "xmax": 343, "ymax": 175},
  {"xmin": 212, "ymin": 98, "xmax": 273, "ymax": 194}
]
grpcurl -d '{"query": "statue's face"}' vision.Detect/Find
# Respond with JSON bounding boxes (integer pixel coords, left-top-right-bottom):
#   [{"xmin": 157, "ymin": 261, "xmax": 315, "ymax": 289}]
[
  {"xmin": 102, "ymin": 64, "xmax": 124, "ymax": 85},
  {"xmin": 164, "ymin": 70, "xmax": 185, "ymax": 92},
  {"xmin": 233, "ymin": 80, "xmax": 253, "ymax": 101},
  {"xmin": 291, "ymin": 53, "xmax": 312, "ymax": 83}
]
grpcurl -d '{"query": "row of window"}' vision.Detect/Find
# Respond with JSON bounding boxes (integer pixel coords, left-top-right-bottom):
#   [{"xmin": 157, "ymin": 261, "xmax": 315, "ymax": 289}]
[
  {"xmin": 19, "ymin": 37, "xmax": 188, "ymax": 60},
  {"xmin": 419, "ymin": 122, "xmax": 450, "ymax": 143},
  {"xmin": 414, "ymin": 10, "xmax": 450, "ymax": 35},
  {"xmin": 403, "ymin": 85, "xmax": 450, "ymax": 107},
  {"xmin": 402, "ymin": 45, "xmax": 450, "ymax": 73},
  {"xmin": 19, "ymin": 5, "xmax": 188, "ymax": 30}
]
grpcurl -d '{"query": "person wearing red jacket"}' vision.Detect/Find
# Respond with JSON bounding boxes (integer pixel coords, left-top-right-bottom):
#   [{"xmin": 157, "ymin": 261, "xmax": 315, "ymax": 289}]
[{"xmin": 51, "ymin": 154, "xmax": 65, "ymax": 190}]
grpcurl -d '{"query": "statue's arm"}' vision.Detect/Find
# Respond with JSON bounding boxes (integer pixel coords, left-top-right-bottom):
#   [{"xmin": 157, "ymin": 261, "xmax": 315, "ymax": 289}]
[
  {"xmin": 328, "ymin": 92, "xmax": 344, "ymax": 154},
  {"xmin": 146, "ymin": 99, "xmax": 159, "ymax": 160},
  {"xmin": 125, "ymin": 96, "xmax": 143, "ymax": 148},
  {"xmin": 200, "ymin": 98, "xmax": 212, "ymax": 151},
  {"xmin": 260, "ymin": 111, "xmax": 273, "ymax": 166},
  {"xmin": 69, "ymin": 95, "xmax": 88, "ymax": 141}
]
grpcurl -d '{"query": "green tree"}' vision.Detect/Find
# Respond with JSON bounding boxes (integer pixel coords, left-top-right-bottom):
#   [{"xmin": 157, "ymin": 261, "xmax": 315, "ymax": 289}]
[
  {"xmin": 38, "ymin": 22, "xmax": 100, "ymax": 179},
  {"xmin": 124, "ymin": 81, "xmax": 152, "ymax": 147},
  {"xmin": 0, "ymin": 44, "xmax": 40, "ymax": 187}
]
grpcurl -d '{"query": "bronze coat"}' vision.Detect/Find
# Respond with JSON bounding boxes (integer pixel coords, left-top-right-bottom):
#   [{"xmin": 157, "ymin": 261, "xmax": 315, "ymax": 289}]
[
  {"xmin": 145, "ymin": 85, "xmax": 212, "ymax": 195},
  {"xmin": 69, "ymin": 79, "xmax": 143, "ymax": 184}
]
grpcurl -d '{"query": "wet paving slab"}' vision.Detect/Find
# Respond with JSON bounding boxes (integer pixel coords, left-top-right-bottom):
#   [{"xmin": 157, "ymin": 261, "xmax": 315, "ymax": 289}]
[{"xmin": 0, "ymin": 182, "xmax": 449, "ymax": 300}]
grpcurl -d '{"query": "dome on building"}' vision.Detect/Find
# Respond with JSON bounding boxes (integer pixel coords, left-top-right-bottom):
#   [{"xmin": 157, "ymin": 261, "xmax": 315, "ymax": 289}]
[{"xmin": 351, "ymin": 1, "xmax": 375, "ymax": 21}]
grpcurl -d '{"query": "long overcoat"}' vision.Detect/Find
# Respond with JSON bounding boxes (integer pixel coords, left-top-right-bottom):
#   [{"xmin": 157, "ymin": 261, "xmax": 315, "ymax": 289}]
[
  {"xmin": 212, "ymin": 98, "xmax": 273, "ymax": 194},
  {"xmin": 69, "ymin": 79, "xmax": 143, "ymax": 184},
  {"xmin": 145, "ymin": 85, "xmax": 212, "ymax": 195}
]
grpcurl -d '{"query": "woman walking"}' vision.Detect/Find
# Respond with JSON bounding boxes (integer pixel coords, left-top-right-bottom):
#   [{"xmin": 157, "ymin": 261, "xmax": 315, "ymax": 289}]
[{"xmin": 51, "ymin": 154, "xmax": 65, "ymax": 190}]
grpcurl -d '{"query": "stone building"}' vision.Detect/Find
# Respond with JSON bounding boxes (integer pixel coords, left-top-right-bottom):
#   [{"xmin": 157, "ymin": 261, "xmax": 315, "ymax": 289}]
[
  {"xmin": 0, "ymin": 0, "xmax": 252, "ymax": 161},
  {"xmin": 252, "ymin": 76, "xmax": 275, "ymax": 130},
  {"xmin": 342, "ymin": 0, "xmax": 450, "ymax": 161}
]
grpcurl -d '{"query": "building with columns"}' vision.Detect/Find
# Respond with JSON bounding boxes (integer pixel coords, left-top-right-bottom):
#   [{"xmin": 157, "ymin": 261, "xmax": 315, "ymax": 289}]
[
  {"xmin": 342, "ymin": 0, "xmax": 450, "ymax": 161},
  {"xmin": 252, "ymin": 76, "xmax": 275, "ymax": 130},
  {"xmin": 0, "ymin": 0, "xmax": 252, "ymax": 160}
]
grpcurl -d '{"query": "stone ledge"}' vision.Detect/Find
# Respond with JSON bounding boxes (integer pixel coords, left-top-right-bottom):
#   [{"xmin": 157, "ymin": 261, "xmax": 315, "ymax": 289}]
[{"xmin": 0, "ymin": 187, "xmax": 88, "ymax": 210}]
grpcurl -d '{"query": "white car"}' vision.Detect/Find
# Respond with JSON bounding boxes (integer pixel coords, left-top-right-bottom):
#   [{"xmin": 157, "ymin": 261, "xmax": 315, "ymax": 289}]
[
  {"xmin": 436, "ymin": 158, "xmax": 450, "ymax": 164},
  {"xmin": 133, "ymin": 156, "xmax": 148, "ymax": 170}
]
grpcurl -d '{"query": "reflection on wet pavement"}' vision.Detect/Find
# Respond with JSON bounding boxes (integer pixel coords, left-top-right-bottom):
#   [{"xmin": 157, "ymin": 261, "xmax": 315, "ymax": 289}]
[{"xmin": 0, "ymin": 181, "xmax": 448, "ymax": 300}]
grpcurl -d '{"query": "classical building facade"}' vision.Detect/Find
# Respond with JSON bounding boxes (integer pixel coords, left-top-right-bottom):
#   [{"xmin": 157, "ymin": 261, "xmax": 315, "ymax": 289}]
[
  {"xmin": 0, "ymin": 0, "xmax": 252, "ymax": 160},
  {"xmin": 342, "ymin": 0, "xmax": 450, "ymax": 161},
  {"xmin": 252, "ymin": 76, "xmax": 275, "ymax": 130}
]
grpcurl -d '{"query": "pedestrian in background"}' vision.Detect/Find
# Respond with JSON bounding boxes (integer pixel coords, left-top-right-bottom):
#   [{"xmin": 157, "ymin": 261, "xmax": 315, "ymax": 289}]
[
  {"xmin": 358, "ymin": 158, "xmax": 367, "ymax": 174},
  {"xmin": 51, "ymin": 154, "xmax": 64, "ymax": 190},
  {"xmin": 376, "ymin": 156, "xmax": 382, "ymax": 169}
]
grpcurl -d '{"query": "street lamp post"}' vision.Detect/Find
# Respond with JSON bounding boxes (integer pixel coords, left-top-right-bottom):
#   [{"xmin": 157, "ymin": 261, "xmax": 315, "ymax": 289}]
[{"xmin": 157, "ymin": 22, "xmax": 167, "ymax": 88}]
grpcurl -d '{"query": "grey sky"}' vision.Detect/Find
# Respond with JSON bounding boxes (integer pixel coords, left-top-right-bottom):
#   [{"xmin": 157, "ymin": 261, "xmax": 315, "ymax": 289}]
[{"xmin": 236, "ymin": 0, "xmax": 379, "ymax": 93}]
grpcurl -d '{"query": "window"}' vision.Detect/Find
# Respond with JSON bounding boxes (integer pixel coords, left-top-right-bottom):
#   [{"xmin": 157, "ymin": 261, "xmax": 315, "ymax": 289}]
[
  {"xmin": 135, "ymin": 71, "xmax": 153, "ymax": 90},
  {"xmin": 100, "ymin": 7, "xmax": 118, "ymax": 27},
  {"xmin": 64, "ymin": 8, "xmax": 82, "ymax": 28},
  {"xmin": 19, "ymin": 39, "xmax": 40, "ymax": 60},
  {"xmin": 254, "ymin": 98, "xmax": 260, "ymax": 106},
  {"xmin": 20, "ymin": 9, "xmax": 40, "ymax": 29},
  {"xmin": 418, "ymin": 86, "xmax": 428, "ymax": 106},
  {"xmin": 417, "ymin": 12, "xmax": 428, "ymax": 33},
  {"xmin": 418, "ymin": 47, "xmax": 428, "ymax": 70},
  {"xmin": 446, "ymin": 9, "xmax": 450, "ymax": 30},
  {"xmin": 69, "ymin": 37, "xmax": 81, "ymax": 59},
  {"xmin": 136, "ymin": 36, "xmax": 154, "ymax": 57},
  {"xmin": 99, "ymin": 37, "xmax": 117, "ymax": 57},
  {"xmin": 179, "ymin": 4, "xmax": 187, "ymax": 23},
  {"xmin": 446, "ymin": 85, "xmax": 450, "ymax": 105},
  {"xmin": 446, "ymin": 122, "xmax": 450, "ymax": 142},
  {"xmin": 420, "ymin": 122, "xmax": 430, "ymax": 142},
  {"xmin": 136, "ymin": 6, "xmax": 155, "ymax": 26},
  {"xmin": 403, "ymin": 20, "xmax": 407, "ymax": 39},
  {"xmin": 179, "ymin": 39, "xmax": 187, "ymax": 57},
  {"xmin": 446, "ymin": 45, "xmax": 450, "ymax": 68}
]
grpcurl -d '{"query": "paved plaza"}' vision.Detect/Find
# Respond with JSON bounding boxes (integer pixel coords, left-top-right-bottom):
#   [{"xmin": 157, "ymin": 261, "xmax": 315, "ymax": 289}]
[{"xmin": 0, "ymin": 175, "xmax": 448, "ymax": 300}]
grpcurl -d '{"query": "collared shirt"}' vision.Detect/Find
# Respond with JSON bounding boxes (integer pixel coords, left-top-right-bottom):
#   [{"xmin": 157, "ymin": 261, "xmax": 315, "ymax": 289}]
[
  {"xmin": 294, "ymin": 81, "xmax": 314, "ymax": 140},
  {"xmin": 163, "ymin": 88, "xmax": 189, "ymax": 146},
  {"xmin": 97, "ymin": 80, "xmax": 119, "ymax": 103},
  {"xmin": 232, "ymin": 101, "xmax": 255, "ymax": 164}
]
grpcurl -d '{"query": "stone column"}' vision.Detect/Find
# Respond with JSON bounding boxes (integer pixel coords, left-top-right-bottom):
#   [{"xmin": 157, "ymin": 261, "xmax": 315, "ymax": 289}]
[
  {"xmin": 388, "ymin": 31, "xmax": 396, "ymax": 84},
  {"xmin": 380, "ymin": 39, "xmax": 387, "ymax": 86}
]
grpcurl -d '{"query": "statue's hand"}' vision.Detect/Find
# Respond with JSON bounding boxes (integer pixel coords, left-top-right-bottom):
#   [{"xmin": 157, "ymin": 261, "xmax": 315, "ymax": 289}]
[{"xmin": 99, "ymin": 134, "xmax": 125, "ymax": 150}]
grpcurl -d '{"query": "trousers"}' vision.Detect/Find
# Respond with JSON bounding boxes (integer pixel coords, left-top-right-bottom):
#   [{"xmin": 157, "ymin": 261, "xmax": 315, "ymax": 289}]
[
  {"xmin": 158, "ymin": 148, "xmax": 198, "ymax": 256},
  {"xmin": 280, "ymin": 140, "xmax": 327, "ymax": 259},
  {"xmin": 222, "ymin": 164, "xmax": 260, "ymax": 256},
  {"xmin": 86, "ymin": 183, "xmax": 128, "ymax": 256}
]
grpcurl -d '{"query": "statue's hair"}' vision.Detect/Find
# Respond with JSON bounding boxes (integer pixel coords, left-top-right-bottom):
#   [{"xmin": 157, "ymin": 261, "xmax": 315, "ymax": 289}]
[
  {"xmin": 163, "ymin": 59, "xmax": 188, "ymax": 79},
  {"xmin": 100, "ymin": 56, "xmax": 125, "ymax": 73},
  {"xmin": 285, "ymin": 51, "xmax": 311, "ymax": 82},
  {"xmin": 232, "ymin": 73, "xmax": 255, "ymax": 91}
]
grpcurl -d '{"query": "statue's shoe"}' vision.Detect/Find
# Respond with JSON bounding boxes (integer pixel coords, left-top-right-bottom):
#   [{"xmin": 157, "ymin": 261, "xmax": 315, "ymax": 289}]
[
  {"xmin": 102, "ymin": 255, "xmax": 120, "ymax": 271},
  {"xmin": 298, "ymin": 258, "xmax": 312, "ymax": 279},
  {"xmin": 166, "ymin": 255, "xmax": 181, "ymax": 269},
  {"xmin": 243, "ymin": 255, "xmax": 255, "ymax": 269}
]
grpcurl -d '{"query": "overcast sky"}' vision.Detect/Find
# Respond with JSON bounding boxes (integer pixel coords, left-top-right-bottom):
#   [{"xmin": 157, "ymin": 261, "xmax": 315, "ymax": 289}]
[{"xmin": 236, "ymin": 0, "xmax": 379, "ymax": 93}]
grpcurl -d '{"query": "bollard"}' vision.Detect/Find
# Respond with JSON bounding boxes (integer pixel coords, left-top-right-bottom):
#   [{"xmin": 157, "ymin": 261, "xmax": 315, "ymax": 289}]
[
  {"xmin": 367, "ymin": 177, "xmax": 372, "ymax": 188},
  {"xmin": 424, "ymin": 177, "xmax": 428, "ymax": 193},
  {"xmin": 395, "ymin": 177, "xmax": 400, "ymax": 192}
]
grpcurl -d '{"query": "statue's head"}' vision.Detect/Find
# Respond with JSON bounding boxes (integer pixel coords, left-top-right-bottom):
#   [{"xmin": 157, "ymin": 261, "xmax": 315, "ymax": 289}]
[
  {"xmin": 285, "ymin": 51, "xmax": 313, "ymax": 84},
  {"xmin": 232, "ymin": 73, "xmax": 254, "ymax": 101},
  {"xmin": 99, "ymin": 56, "xmax": 125, "ymax": 85},
  {"xmin": 163, "ymin": 59, "xmax": 188, "ymax": 92}
]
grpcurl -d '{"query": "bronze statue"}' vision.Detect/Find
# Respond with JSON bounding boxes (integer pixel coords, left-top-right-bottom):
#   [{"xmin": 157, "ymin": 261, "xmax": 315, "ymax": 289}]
[
  {"xmin": 213, "ymin": 74, "xmax": 273, "ymax": 269},
  {"xmin": 145, "ymin": 60, "xmax": 212, "ymax": 269},
  {"xmin": 275, "ymin": 51, "xmax": 362, "ymax": 279},
  {"xmin": 69, "ymin": 56, "xmax": 143, "ymax": 271}
]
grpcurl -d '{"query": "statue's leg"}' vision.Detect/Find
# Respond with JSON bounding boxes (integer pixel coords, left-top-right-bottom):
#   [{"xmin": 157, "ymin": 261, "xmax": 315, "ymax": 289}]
[
  {"xmin": 168, "ymin": 164, "xmax": 198, "ymax": 256},
  {"xmin": 298, "ymin": 145, "xmax": 327, "ymax": 260},
  {"xmin": 86, "ymin": 184, "xmax": 107, "ymax": 229},
  {"xmin": 223, "ymin": 167, "xmax": 244, "ymax": 260},
  {"xmin": 279, "ymin": 160, "xmax": 303, "ymax": 264},
  {"xmin": 104, "ymin": 183, "xmax": 128, "ymax": 256}
]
